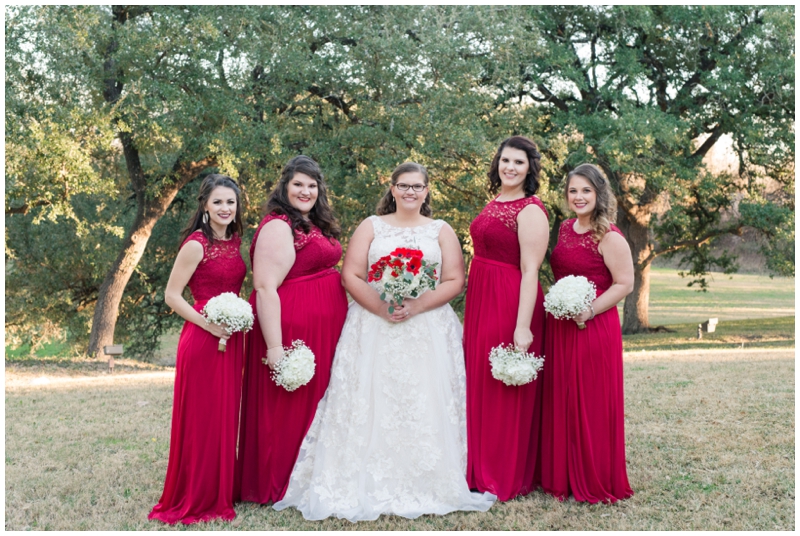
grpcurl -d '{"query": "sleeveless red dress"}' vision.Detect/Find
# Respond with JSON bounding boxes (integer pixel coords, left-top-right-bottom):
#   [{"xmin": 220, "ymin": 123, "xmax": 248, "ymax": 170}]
[
  {"xmin": 236, "ymin": 213, "xmax": 348, "ymax": 504},
  {"xmin": 149, "ymin": 231, "xmax": 247, "ymax": 524},
  {"xmin": 463, "ymin": 196, "xmax": 548, "ymax": 501},
  {"xmin": 540, "ymin": 219, "xmax": 633, "ymax": 503}
]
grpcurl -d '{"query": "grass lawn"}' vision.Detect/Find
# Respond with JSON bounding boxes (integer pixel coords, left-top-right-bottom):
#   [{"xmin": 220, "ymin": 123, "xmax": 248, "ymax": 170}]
[
  {"xmin": 4, "ymin": 348, "xmax": 794, "ymax": 530},
  {"xmin": 623, "ymin": 316, "xmax": 795, "ymax": 353},
  {"xmin": 5, "ymin": 269, "xmax": 794, "ymax": 362},
  {"xmin": 642, "ymin": 268, "xmax": 794, "ymax": 326}
]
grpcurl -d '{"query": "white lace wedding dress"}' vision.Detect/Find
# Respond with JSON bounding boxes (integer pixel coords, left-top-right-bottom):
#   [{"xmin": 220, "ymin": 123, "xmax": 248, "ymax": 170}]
[{"xmin": 273, "ymin": 216, "xmax": 496, "ymax": 522}]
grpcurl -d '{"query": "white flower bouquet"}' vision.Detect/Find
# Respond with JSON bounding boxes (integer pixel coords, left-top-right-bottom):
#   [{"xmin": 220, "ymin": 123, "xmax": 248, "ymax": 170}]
[
  {"xmin": 543, "ymin": 275, "xmax": 597, "ymax": 329},
  {"xmin": 201, "ymin": 292, "xmax": 254, "ymax": 351},
  {"xmin": 268, "ymin": 340, "xmax": 316, "ymax": 392},
  {"xmin": 368, "ymin": 247, "xmax": 438, "ymax": 313},
  {"xmin": 489, "ymin": 344, "xmax": 545, "ymax": 386}
]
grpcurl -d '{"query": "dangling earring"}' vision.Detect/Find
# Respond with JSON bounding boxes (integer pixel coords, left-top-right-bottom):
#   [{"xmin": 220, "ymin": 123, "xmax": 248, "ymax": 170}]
[
  {"xmin": 232, "ymin": 214, "xmax": 235, "ymax": 223},
  {"xmin": 203, "ymin": 211, "xmax": 209, "ymax": 224}
]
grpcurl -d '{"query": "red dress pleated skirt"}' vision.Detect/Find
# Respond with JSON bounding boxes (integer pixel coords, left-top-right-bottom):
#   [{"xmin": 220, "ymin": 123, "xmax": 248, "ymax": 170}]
[
  {"xmin": 236, "ymin": 269, "xmax": 348, "ymax": 503},
  {"xmin": 464, "ymin": 256, "xmax": 546, "ymax": 501},
  {"xmin": 149, "ymin": 302, "xmax": 245, "ymax": 524},
  {"xmin": 540, "ymin": 306, "xmax": 633, "ymax": 503}
]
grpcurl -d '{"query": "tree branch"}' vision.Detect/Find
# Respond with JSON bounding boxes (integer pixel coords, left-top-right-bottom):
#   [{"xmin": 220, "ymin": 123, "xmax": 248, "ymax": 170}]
[
  {"xmin": 648, "ymin": 222, "xmax": 745, "ymax": 264},
  {"xmin": 5, "ymin": 199, "xmax": 50, "ymax": 215},
  {"xmin": 307, "ymin": 85, "xmax": 359, "ymax": 123},
  {"xmin": 535, "ymin": 83, "xmax": 570, "ymax": 112},
  {"xmin": 691, "ymin": 125, "xmax": 724, "ymax": 160}
]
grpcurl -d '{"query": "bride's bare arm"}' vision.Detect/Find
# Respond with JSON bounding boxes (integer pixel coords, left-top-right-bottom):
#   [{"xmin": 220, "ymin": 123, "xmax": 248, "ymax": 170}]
[
  {"xmin": 397, "ymin": 223, "xmax": 465, "ymax": 320},
  {"xmin": 341, "ymin": 219, "xmax": 398, "ymax": 322}
]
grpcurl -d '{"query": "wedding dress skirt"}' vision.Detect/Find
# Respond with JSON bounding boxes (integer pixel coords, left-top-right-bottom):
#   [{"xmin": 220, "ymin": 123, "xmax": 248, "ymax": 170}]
[{"xmin": 274, "ymin": 217, "xmax": 496, "ymax": 521}]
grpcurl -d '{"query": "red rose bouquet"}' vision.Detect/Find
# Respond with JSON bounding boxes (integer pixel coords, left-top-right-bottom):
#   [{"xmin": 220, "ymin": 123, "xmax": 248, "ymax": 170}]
[{"xmin": 368, "ymin": 247, "xmax": 438, "ymax": 313}]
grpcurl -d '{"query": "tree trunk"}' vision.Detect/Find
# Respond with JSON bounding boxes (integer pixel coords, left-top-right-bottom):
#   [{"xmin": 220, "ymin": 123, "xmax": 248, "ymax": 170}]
[
  {"xmin": 87, "ymin": 198, "xmax": 173, "ymax": 357},
  {"xmin": 616, "ymin": 206, "xmax": 655, "ymax": 334},
  {"xmin": 623, "ymin": 257, "xmax": 653, "ymax": 334}
]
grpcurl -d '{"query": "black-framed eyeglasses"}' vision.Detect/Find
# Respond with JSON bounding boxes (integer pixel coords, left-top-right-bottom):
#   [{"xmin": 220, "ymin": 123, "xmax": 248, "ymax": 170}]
[{"xmin": 394, "ymin": 183, "xmax": 427, "ymax": 192}]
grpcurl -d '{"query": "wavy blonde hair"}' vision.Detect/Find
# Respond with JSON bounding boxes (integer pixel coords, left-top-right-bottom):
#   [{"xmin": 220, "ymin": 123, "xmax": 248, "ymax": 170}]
[{"xmin": 565, "ymin": 163, "xmax": 617, "ymax": 243}]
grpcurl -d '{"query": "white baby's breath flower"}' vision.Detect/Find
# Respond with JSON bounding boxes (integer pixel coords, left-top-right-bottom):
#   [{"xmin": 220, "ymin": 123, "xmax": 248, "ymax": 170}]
[
  {"xmin": 271, "ymin": 340, "xmax": 316, "ymax": 392},
  {"xmin": 543, "ymin": 275, "xmax": 597, "ymax": 319},
  {"xmin": 489, "ymin": 344, "xmax": 545, "ymax": 386},
  {"xmin": 202, "ymin": 292, "xmax": 254, "ymax": 351}
]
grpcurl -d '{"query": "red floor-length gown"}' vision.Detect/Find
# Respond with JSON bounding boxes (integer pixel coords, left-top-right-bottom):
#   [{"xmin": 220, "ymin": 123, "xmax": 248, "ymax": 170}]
[
  {"xmin": 237, "ymin": 213, "xmax": 348, "ymax": 503},
  {"xmin": 464, "ymin": 195, "xmax": 549, "ymax": 501},
  {"xmin": 149, "ymin": 231, "xmax": 247, "ymax": 524},
  {"xmin": 541, "ymin": 219, "xmax": 633, "ymax": 503}
]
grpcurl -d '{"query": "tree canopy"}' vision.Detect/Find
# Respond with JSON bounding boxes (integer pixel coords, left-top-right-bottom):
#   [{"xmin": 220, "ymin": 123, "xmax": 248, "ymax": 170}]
[{"xmin": 5, "ymin": 5, "xmax": 794, "ymax": 356}]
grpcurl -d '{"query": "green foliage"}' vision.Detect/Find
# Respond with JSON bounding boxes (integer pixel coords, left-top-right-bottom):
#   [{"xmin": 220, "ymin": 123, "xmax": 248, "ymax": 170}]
[
  {"xmin": 5, "ymin": 6, "xmax": 794, "ymax": 357},
  {"xmin": 5, "ymin": 195, "xmax": 122, "ymax": 348},
  {"xmin": 478, "ymin": 5, "xmax": 794, "ymax": 322}
]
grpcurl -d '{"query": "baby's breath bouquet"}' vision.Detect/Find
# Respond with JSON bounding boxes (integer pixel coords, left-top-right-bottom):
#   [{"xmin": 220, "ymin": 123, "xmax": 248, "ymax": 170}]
[
  {"xmin": 201, "ymin": 292, "xmax": 254, "ymax": 351},
  {"xmin": 489, "ymin": 344, "xmax": 545, "ymax": 386},
  {"xmin": 268, "ymin": 340, "xmax": 316, "ymax": 392},
  {"xmin": 543, "ymin": 275, "xmax": 597, "ymax": 329}
]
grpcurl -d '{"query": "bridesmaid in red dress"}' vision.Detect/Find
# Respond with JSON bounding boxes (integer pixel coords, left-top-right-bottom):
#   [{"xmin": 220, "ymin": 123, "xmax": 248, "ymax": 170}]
[
  {"xmin": 149, "ymin": 174, "xmax": 247, "ymax": 524},
  {"xmin": 237, "ymin": 155, "xmax": 348, "ymax": 503},
  {"xmin": 541, "ymin": 163, "xmax": 634, "ymax": 503},
  {"xmin": 464, "ymin": 136, "xmax": 550, "ymax": 501}
]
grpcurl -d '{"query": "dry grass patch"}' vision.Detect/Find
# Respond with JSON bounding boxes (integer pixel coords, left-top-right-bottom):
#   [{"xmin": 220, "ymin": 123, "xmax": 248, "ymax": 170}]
[{"xmin": 5, "ymin": 349, "xmax": 794, "ymax": 530}]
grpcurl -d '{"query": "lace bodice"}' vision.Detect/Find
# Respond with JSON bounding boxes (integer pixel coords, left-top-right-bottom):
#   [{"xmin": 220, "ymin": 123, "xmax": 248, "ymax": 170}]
[
  {"xmin": 368, "ymin": 216, "xmax": 446, "ymax": 286},
  {"xmin": 469, "ymin": 196, "xmax": 549, "ymax": 266},
  {"xmin": 549, "ymin": 219, "xmax": 624, "ymax": 296},
  {"xmin": 250, "ymin": 212, "xmax": 343, "ymax": 280},
  {"xmin": 182, "ymin": 231, "xmax": 246, "ymax": 303}
]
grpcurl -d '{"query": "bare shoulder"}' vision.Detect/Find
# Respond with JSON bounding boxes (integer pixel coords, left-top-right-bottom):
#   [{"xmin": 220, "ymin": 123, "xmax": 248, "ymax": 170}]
[
  {"xmin": 178, "ymin": 238, "xmax": 204, "ymax": 259},
  {"xmin": 174, "ymin": 238, "xmax": 204, "ymax": 270},
  {"xmin": 355, "ymin": 217, "xmax": 376, "ymax": 236},
  {"xmin": 346, "ymin": 217, "xmax": 376, "ymax": 248},
  {"xmin": 518, "ymin": 202, "xmax": 547, "ymax": 222},
  {"xmin": 599, "ymin": 229, "xmax": 630, "ymax": 256},
  {"xmin": 436, "ymin": 220, "xmax": 457, "ymax": 239},
  {"xmin": 263, "ymin": 217, "xmax": 293, "ymax": 234}
]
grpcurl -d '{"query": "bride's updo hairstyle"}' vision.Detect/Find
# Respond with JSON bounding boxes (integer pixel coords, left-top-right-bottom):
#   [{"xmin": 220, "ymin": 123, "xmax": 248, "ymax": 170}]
[
  {"xmin": 180, "ymin": 174, "xmax": 244, "ymax": 247},
  {"xmin": 265, "ymin": 155, "xmax": 341, "ymax": 240},
  {"xmin": 566, "ymin": 163, "xmax": 617, "ymax": 243},
  {"xmin": 376, "ymin": 162, "xmax": 433, "ymax": 217},
  {"xmin": 487, "ymin": 135, "xmax": 542, "ymax": 197}
]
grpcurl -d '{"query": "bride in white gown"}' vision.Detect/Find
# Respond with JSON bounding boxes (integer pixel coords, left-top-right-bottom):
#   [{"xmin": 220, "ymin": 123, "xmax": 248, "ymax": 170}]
[{"xmin": 274, "ymin": 163, "xmax": 496, "ymax": 522}]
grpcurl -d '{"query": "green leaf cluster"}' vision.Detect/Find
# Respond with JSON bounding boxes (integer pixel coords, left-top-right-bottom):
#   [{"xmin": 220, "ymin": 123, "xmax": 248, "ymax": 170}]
[{"xmin": 5, "ymin": 6, "xmax": 794, "ymax": 355}]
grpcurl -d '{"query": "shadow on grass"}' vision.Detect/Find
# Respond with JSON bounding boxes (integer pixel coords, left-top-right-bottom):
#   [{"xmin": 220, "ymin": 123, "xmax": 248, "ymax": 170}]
[{"xmin": 623, "ymin": 316, "xmax": 795, "ymax": 352}]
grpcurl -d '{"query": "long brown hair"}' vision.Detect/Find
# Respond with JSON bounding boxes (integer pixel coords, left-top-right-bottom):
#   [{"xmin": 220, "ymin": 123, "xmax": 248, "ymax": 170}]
[
  {"xmin": 180, "ymin": 174, "xmax": 244, "ymax": 247},
  {"xmin": 565, "ymin": 163, "xmax": 617, "ymax": 243},
  {"xmin": 487, "ymin": 136, "xmax": 542, "ymax": 197},
  {"xmin": 264, "ymin": 155, "xmax": 341, "ymax": 239},
  {"xmin": 375, "ymin": 162, "xmax": 432, "ymax": 217}
]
